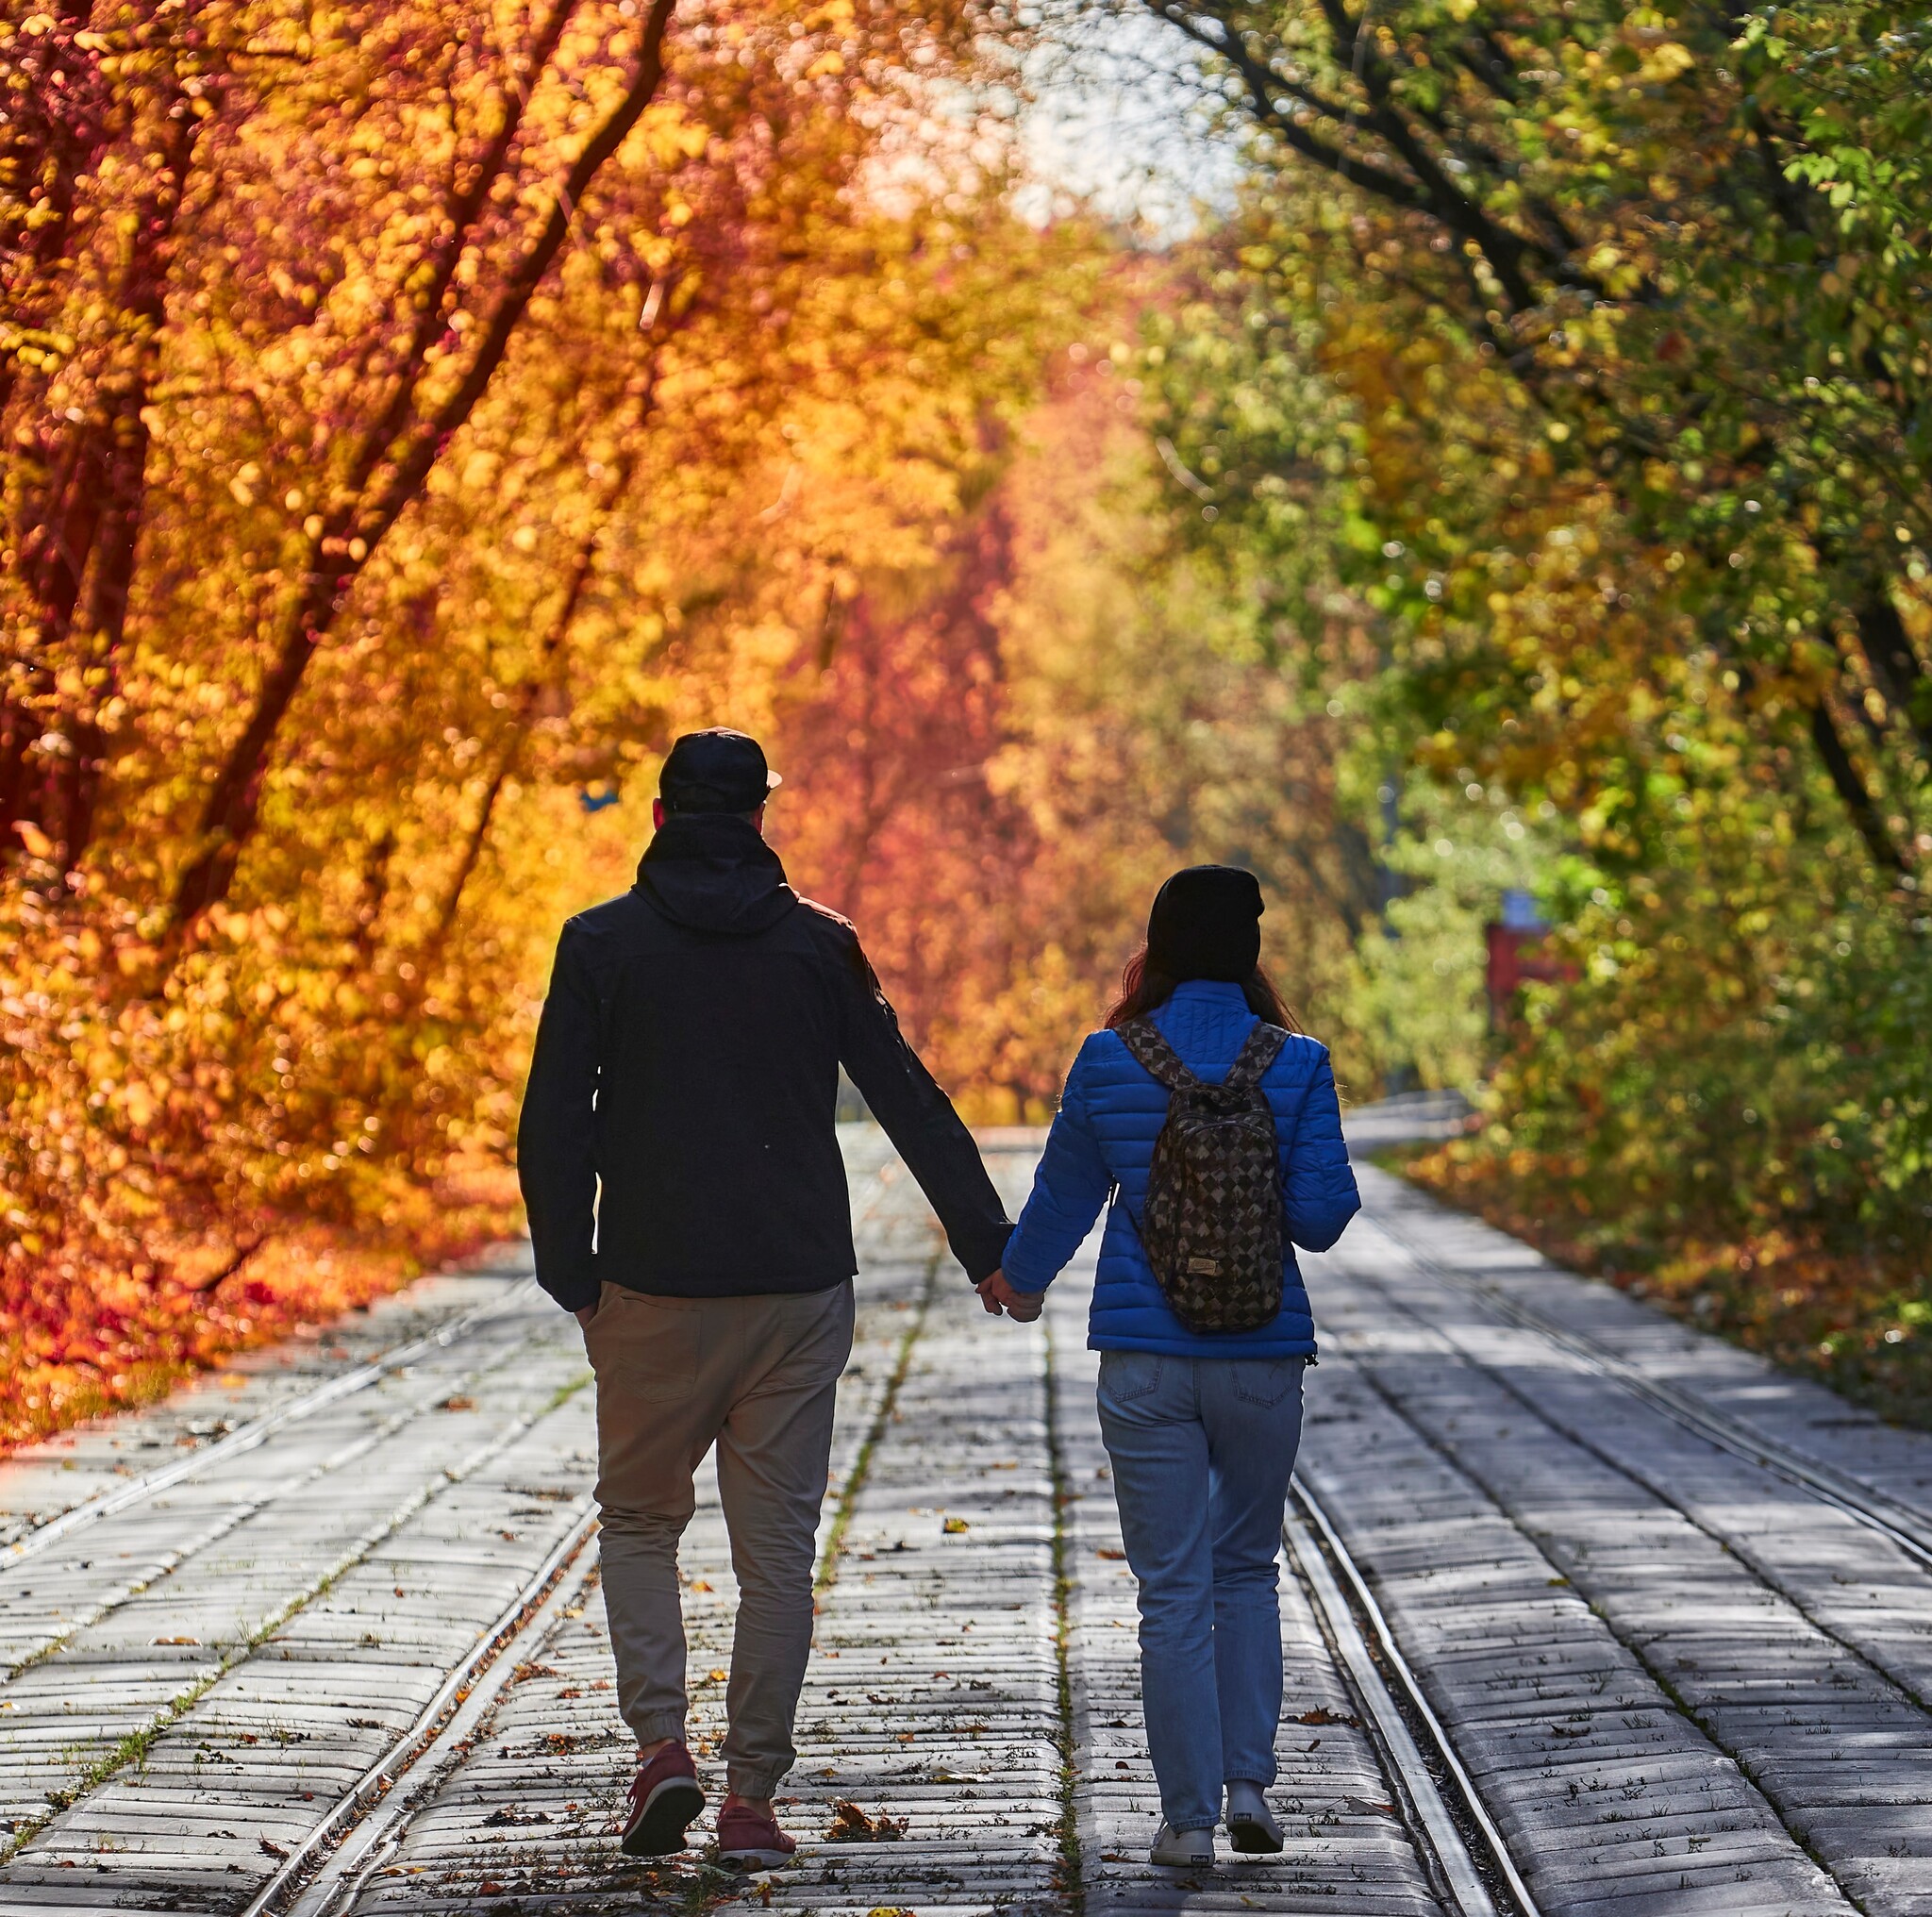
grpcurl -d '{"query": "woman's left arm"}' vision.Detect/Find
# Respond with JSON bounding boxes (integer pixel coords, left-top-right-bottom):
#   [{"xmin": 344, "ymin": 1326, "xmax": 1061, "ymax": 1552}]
[
  {"xmin": 1282, "ymin": 1050, "xmax": 1362, "ymax": 1252},
  {"xmin": 1001, "ymin": 1042, "xmax": 1112, "ymax": 1296}
]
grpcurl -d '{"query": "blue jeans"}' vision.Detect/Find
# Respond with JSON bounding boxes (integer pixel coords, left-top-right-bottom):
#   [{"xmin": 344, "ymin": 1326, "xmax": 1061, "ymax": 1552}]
[{"xmin": 1096, "ymin": 1348, "xmax": 1307, "ymax": 1833}]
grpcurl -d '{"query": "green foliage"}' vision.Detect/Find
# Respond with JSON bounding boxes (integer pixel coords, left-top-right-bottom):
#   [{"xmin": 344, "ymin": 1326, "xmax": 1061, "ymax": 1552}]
[
  {"xmin": 1343, "ymin": 775, "xmax": 1554, "ymax": 1093},
  {"xmin": 1493, "ymin": 862, "xmax": 1930, "ymax": 1256},
  {"xmin": 1114, "ymin": 0, "xmax": 1932, "ymax": 1322}
]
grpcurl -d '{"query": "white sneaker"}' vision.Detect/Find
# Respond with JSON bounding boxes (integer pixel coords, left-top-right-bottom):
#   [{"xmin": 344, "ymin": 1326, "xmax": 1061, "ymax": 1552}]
[
  {"xmin": 1225, "ymin": 1781, "xmax": 1284, "ymax": 1854},
  {"xmin": 1150, "ymin": 1823, "xmax": 1215, "ymax": 1865}
]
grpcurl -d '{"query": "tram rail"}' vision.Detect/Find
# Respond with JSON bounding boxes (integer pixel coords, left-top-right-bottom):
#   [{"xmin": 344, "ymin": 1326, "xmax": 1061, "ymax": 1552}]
[
  {"xmin": 3, "ymin": 1275, "xmax": 541, "ymax": 1570},
  {"xmin": 1287, "ymin": 1479, "xmax": 1541, "ymax": 1917},
  {"xmin": 247, "ymin": 1509, "xmax": 602, "ymax": 1917},
  {"xmin": 1369, "ymin": 1213, "xmax": 1932, "ymax": 1572}
]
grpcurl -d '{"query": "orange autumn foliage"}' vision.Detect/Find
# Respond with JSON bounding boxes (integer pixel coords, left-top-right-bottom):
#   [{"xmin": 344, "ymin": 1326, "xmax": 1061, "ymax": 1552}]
[
  {"xmin": 1, "ymin": 0, "xmax": 1379, "ymax": 1453},
  {"xmin": 0, "ymin": 1164, "xmax": 518, "ymax": 1450},
  {"xmin": 1, "ymin": 0, "xmax": 1079, "ymax": 1448}
]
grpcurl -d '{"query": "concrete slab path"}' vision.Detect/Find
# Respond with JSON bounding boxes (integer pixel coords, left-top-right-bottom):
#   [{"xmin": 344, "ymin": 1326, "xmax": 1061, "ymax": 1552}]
[{"xmin": 1, "ymin": 1128, "xmax": 1927, "ymax": 1917}]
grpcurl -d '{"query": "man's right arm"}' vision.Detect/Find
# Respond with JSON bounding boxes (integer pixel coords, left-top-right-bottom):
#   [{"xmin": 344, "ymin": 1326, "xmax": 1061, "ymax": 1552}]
[{"xmin": 517, "ymin": 924, "xmax": 603, "ymax": 1314}]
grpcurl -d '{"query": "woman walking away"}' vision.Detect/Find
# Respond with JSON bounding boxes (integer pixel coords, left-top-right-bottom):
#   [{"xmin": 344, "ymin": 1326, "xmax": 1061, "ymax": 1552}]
[{"xmin": 979, "ymin": 867, "xmax": 1359, "ymax": 1865}]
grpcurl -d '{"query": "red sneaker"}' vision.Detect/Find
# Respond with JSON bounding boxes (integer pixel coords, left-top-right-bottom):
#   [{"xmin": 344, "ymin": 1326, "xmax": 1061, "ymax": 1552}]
[
  {"xmin": 620, "ymin": 1742, "xmax": 704, "ymax": 1858},
  {"xmin": 716, "ymin": 1798, "xmax": 797, "ymax": 1870}
]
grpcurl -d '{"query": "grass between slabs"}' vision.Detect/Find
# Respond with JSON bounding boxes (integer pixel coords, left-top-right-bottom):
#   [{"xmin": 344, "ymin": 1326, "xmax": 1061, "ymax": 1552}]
[{"xmin": 1041, "ymin": 1313, "xmax": 1087, "ymax": 1917}]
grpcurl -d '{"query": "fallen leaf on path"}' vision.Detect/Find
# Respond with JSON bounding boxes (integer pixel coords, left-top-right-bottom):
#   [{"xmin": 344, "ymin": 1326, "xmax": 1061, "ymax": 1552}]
[{"xmin": 828, "ymin": 1799, "xmax": 906, "ymax": 1842}]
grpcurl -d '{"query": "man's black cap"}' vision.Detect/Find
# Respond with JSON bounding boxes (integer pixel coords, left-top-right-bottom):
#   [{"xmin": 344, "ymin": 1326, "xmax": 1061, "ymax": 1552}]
[{"xmin": 658, "ymin": 728, "xmax": 783, "ymax": 814}]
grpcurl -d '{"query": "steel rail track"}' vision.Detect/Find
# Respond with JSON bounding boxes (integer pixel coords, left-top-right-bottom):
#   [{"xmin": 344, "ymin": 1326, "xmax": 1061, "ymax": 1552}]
[
  {"xmin": 1366, "ymin": 1212, "xmax": 1932, "ymax": 1575},
  {"xmin": 255, "ymin": 1221, "xmax": 930, "ymax": 1917},
  {"xmin": 1286, "ymin": 1478, "xmax": 1541, "ymax": 1917},
  {"xmin": 0, "ymin": 1156, "xmax": 913, "ymax": 1907},
  {"xmin": 242, "ymin": 1501, "xmax": 602, "ymax": 1917},
  {"xmin": 2, "ymin": 1275, "xmax": 542, "ymax": 1571},
  {"xmin": 8, "ymin": 1149, "xmax": 899, "ymax": 1574},
  {"xmin": 2, "ymin": 1324, "xmax": 576, "ymax": 1685},
  {"xmin": 6, "ymin": 1397, "xmax": 433, "ymax": 1682},
  {"xmin": 281, "ymin": 1537, "xmax": 606, "ymax": 1917},
  {"xmin": 0, "ymin": 1372, "xmax": 597, "ymax": 1870}
]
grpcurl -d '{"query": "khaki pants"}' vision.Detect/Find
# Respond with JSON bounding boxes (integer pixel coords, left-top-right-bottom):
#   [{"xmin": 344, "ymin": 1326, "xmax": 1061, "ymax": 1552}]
[{"xmin": 582, "ymin": 1278, "xmax": 854, "ymax": 1798}]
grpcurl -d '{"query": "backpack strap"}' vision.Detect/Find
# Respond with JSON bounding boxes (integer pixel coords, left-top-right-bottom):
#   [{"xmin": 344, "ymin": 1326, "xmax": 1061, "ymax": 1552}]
[
  {"xmin": 1224, "ymin": 1022, "xmax": 1291, "ymax": 1093},
  {"xmin": 1116, "ymin": 1018, "xmax": 1199, "ymax": 1092}
]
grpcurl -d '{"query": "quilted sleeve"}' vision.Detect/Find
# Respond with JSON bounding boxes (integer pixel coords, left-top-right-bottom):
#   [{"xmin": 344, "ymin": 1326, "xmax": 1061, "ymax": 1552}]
[
  {"xmin": 1282, "ymin": 1050, "xmax": 1360, "ymax": 1252},
  {"xmin": 1001, "ymin": 1038, "xmax": 1112, "ymax": 1294}
]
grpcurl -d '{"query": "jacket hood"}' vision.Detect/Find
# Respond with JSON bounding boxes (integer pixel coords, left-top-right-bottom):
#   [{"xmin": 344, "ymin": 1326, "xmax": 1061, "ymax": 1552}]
[{"xmin": 636, "ymin": 812, "xmax": 799, "ymax": 936}]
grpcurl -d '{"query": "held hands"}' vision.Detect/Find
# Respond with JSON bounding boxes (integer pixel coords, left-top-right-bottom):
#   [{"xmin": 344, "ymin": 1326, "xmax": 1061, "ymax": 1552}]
[{"xmin": 976, "ymin": 1269, "xmax": 1042, "ymax": 1324}]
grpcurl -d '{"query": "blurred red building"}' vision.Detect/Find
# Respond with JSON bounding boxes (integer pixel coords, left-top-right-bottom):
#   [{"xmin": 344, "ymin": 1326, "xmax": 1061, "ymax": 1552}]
[{"xmin": 1485, "ymin": 890, "xmax": 1574, "ymax": 1027}]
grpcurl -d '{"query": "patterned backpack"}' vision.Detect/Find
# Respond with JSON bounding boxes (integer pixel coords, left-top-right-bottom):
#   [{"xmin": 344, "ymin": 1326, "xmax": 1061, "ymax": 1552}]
[{"xmin": 1116, "ymin": 1018, "xmax": 1291, "ymax": 1334}]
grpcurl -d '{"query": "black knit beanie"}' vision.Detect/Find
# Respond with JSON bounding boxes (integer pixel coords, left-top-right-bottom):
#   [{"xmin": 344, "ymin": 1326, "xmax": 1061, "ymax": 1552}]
[{"xmin": 1145, "ymin": 865, "xmax": 1264, "ymax": 982}]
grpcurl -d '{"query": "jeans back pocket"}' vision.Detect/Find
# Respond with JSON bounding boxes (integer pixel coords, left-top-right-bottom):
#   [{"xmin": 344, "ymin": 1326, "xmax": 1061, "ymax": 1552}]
[
  {"xmin": 1098, "ymin": 1350, "xmax": 1165, "ymax": 1405},
  {"xmin": 1232, "ymin": 1356, "xmax": 1305, "ymax": 1409}
]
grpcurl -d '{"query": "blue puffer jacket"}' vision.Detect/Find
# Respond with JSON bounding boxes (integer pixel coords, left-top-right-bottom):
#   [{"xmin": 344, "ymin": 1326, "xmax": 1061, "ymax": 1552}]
[{"xmin": 1002, "ymin": 979, "xmax": 1359, "ymax": 1358}]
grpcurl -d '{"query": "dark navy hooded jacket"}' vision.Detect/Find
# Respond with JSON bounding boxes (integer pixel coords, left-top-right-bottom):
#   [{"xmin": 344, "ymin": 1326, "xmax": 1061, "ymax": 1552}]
[
  {"xmin": 1001, "ymin": 978, "xmax": 1359, "ymax": 1358},
  {"xmin": 517, "ymin": 812, "xmax": 1011, "ymax": 1311}
]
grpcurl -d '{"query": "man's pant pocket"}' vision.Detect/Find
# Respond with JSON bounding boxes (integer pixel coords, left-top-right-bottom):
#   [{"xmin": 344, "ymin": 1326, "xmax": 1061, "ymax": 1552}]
[
  {"xmin": 586, "ymin": 1286, "xmax": 702, "ymax": 1402},
  {"xmin": 777, "ymin": 1278, "xmax": 856, "ymax": 1391}
]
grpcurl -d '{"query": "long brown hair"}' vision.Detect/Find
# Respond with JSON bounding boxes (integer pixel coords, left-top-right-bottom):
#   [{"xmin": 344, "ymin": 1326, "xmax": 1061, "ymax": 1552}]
[{"xmin": 1103, "ymin": 945, "xmax": 1304, "ymax": 1034}]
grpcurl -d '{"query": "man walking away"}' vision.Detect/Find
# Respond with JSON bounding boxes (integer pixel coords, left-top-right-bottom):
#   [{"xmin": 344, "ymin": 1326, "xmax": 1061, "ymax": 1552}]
[{"xmin": 518, "ymin": 729, "xmax": 1012, "ymax": 1868}]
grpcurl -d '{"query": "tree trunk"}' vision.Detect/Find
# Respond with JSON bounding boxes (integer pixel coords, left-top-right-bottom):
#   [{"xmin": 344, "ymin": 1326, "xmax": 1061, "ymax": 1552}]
[
  {"xmin": 1807, "ymin": 699, "xmax": 1908, "ymax": 880},
  {"xmin": 0, "ymin": 0, "xmax": 102, "ymax": 420},
  {"xmin": 55, "ymin": 97, "xmax": 197, "ymax": 875},
  {"xmin": 424, "ymin": 393, "xmax": 654, "ymax": 962},
  {"xmin": 5, "ymin": 75, "xmax": 203, "ymax": 875},
  {"xmin": 346, "ymin": 826, "xmax": 397, "ymax": 970},
  {"xmin": 164, "ymin": 0, "xmax": 678, "ymax": 950},
  {"xmin": 1853, "ymin": 588, "xmax": 1932, "ymax": 758},
  {"xmin": 170, "ymin": 571, "xmax": 338, "ymax": 928}
]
